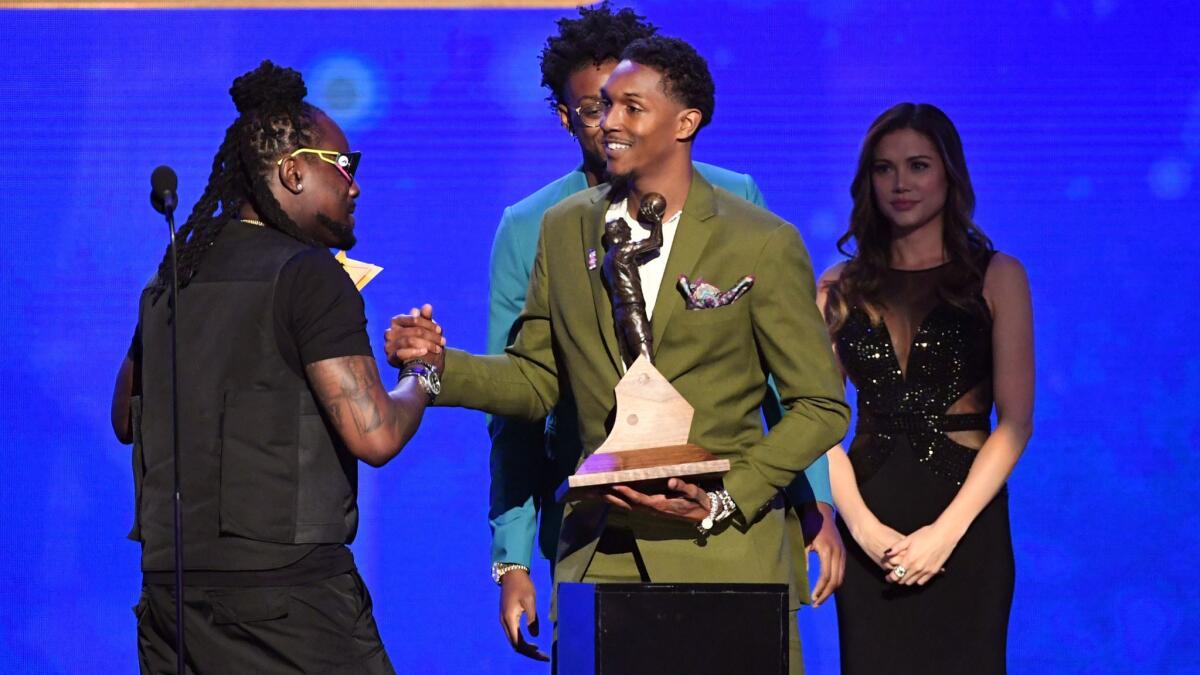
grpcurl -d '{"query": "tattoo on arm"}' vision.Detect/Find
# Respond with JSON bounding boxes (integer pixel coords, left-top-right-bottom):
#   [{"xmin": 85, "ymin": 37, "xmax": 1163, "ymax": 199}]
[{"xmin": 306, "ymin": 356, "xmax": 397, "ymax": 439}]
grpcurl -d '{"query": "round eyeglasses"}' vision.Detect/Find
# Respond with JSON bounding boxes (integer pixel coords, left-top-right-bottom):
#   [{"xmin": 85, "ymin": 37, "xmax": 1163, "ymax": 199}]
[{"xmin": 573, "ymin": 101, "xmax": 605, "ymax": 129}]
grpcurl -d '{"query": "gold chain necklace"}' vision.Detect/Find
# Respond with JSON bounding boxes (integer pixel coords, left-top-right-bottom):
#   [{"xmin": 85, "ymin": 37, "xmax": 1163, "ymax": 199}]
[{"xmin": 240, "ymin": 219, "xmax": 266, "ymax": 227}]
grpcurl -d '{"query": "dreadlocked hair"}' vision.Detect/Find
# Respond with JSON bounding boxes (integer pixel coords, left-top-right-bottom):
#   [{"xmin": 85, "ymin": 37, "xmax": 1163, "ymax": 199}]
[
  {"xmin": 150, "ymin": 60, "xmax": 321, "ymax": 301},
  {"xmin": 539, "ymin": 1, "xmax": 657, "ymax": 112}
]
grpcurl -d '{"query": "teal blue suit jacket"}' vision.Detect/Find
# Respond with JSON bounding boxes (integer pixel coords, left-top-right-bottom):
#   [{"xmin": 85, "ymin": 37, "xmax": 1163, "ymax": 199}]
[{"xmin": 487, "ymin": 163, "xmax": 831, "ymax": 569}]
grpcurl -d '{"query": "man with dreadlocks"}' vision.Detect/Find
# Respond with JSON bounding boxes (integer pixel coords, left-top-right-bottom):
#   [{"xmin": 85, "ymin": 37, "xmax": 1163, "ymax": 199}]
[
  {"xmin": 110, "ymin": 61, "xmax": 443, "ymax": 673},
  {"xmin": 483, "ymin": 2, "xmax": 843, "ymax": 662}
]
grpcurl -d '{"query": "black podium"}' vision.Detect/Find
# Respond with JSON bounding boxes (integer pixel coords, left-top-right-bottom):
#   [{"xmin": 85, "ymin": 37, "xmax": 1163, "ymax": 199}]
[{"xmin": 557, "ymin": 583, "xmax": 789, "ymax": 675}]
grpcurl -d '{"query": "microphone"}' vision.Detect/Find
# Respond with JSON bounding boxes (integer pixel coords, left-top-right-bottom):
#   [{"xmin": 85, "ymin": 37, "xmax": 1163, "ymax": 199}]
[{"xmin": 150, "ymin": 165, "xmax": 178, "ymax": 216}]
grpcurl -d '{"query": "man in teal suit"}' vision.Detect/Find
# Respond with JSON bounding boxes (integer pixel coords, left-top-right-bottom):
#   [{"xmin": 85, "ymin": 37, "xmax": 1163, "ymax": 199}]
[{"xmin": 485, "ymin": 3, "xmax": 843, "ymax": 662}]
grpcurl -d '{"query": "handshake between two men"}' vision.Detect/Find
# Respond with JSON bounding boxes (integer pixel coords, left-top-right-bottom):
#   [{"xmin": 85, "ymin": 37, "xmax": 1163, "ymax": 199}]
[{"xmin": 385, "ymin": 305, "xmax": 734, "ymax": 524}]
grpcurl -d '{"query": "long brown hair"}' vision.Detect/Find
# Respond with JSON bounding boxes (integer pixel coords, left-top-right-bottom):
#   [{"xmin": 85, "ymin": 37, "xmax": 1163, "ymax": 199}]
[{"xmin": 824, "ymin": 102, "xmax": 993, "ymax": 331}]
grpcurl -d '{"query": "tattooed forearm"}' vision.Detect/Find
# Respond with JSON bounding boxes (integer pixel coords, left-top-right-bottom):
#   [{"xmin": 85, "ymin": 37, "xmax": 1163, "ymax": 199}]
[
  {"xmin": 305, "ymin": 355, "xmax": 429, "ymax": 466},
  {"xmin": 308, "ymin": 356, "xmax": 396, "ymax": 437},
  {"xmin": 337, "ymin": 358, "xmax": 388, "ymax": 435}
]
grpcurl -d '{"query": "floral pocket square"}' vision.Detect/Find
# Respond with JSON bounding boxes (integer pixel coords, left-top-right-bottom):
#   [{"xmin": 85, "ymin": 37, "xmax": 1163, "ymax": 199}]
[{"xmin": 677, "ymin": 274, "xmax": 755, "ymax": 309}]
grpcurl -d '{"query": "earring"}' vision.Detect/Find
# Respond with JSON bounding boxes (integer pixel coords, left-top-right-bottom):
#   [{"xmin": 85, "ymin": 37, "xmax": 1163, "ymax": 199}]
[{"xmin": 296, "ymin": 183, "xmax": 303, "ymax": 191}]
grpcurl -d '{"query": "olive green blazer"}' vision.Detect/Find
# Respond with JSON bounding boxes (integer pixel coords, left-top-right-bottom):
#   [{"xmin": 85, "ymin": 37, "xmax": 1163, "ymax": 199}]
[{"xmin": 440, "ymin": 173, "xmax": 848, "ymax": 607}]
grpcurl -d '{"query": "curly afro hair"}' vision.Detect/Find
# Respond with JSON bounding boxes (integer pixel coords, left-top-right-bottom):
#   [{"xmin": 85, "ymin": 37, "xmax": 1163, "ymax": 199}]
[
  {"xmin": 539, "ymin": 1, "xmax": 657, "ymax": 112},
  {"xmin": 620, "ymin": 36, "xmax": 715, "ymax": 138}
]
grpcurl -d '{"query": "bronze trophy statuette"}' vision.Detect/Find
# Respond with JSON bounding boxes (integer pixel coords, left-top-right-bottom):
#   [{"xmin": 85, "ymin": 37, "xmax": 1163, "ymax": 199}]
[{"xmin": 556, "ymin": 193, "xmax": 730, "ymax": 502}]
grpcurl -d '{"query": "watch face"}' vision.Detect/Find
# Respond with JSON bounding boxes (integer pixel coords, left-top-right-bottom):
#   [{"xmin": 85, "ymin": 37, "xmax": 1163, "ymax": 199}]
[{"xmin": 427, "ymin": 370, "xmax": 442, "ymax": 395}]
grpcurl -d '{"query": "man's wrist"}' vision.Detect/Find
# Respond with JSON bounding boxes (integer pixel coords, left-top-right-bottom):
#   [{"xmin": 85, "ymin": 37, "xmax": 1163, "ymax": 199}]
[
  {"xmin": 805, "ymin": 500, "xmax": 837, "ymax": 523},
  {"xmin": 696, "ymin": 489, "xmax": 737, "ymax": 534},
  {"xmin": 491, "ymin": 561, "xmax": 530, "ymax": 585},
  {"xmin": 398, "ymin": 359, "xmax": 441, "ymax": 403}
]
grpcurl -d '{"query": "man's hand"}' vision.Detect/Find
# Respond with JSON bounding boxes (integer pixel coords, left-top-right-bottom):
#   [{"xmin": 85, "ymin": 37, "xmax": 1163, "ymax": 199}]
[
  {"xmin": 498, "ymin": 569, "xmax": 549, "ymax": 662},
  {"xmin": 800, "ymin": 501, "xmax": 845, "ymax": 607},
  {"xmin": 605, "ymin": 477, "xmax": 712, "ymax": 523},
  {"xmin": 385, "ymin": 304, "xmax": 445, "ymax": 371}
]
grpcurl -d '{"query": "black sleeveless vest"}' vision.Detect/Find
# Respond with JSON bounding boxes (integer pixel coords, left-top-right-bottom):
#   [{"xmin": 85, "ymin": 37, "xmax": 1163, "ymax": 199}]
[{"xmin": 130, "ymin": 224, "xmax": 358, "ymax": 572}]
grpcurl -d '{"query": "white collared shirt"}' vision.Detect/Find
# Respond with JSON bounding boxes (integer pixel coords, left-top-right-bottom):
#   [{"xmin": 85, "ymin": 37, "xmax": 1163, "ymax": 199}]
[{"xmin": 604, "ymin": 198, "xmax": 682, "ymax": 320}]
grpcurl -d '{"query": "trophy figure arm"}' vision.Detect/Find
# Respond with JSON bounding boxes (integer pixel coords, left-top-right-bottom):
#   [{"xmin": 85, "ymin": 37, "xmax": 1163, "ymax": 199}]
[
  {"xmin": 645, "ymin": 219, "xmax": 664, "ymax": 253},
  {"xmin": 629, "ymin": 222, "xmax": 664, "ymax": 264}
]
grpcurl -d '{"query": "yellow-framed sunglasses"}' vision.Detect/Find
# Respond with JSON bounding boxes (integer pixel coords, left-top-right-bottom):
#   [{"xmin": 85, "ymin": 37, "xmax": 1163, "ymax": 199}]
[{"xmin": 278, "ymin": 148, "xmax": 361, "ymax": 185}]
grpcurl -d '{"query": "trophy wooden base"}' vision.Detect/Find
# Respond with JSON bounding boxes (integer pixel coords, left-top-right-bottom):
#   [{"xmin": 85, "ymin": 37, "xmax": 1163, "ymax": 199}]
[
  {"xmin": 555, "ymin": 443, "xmax": 730, "ymax": 502},
  {"xmin": 556, "ymin": 355, "xmax": 729, "ymax": 503}
]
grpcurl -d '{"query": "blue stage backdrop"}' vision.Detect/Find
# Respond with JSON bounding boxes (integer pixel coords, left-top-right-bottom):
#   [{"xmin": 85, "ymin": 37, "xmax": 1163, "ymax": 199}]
[{"xmin": 1, "ymin": 2, "xmax": 1197, "ymax": 672}]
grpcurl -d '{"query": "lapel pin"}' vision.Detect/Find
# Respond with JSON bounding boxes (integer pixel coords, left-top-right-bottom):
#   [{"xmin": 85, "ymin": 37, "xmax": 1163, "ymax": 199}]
[{"xmin": 586, "ymin": 248, "xmax": 598, "ymax": 270}]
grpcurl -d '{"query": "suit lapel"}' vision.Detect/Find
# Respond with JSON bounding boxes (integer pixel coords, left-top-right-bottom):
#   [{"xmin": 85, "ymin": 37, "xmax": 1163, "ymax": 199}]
[
  {"xmin": 581, "ymin": 185, "xmax": 624, "ymax": 374},
  {"xmin": 650, "ymin": 173, "xmax": 717, "ymax": 359}
]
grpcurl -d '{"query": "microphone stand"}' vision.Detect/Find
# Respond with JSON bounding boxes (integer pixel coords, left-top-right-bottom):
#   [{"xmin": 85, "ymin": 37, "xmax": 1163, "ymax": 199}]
[
  {"xmin": 165, "ymin": 208, "xmax": 186, "ymax": 675},
  {"xmin": 151, "ymin": 172, "xmax": 187, "ymax": 673}
]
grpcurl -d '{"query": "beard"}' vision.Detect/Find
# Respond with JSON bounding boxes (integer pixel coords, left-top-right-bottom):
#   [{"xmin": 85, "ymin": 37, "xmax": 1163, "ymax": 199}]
[
  {"xmin": 608, "ymin": 170, "xmax": 635, "ymax": 194},
  {"xmin": 316, "ymin": 212, "xmax": 357, "ymax": 251}
]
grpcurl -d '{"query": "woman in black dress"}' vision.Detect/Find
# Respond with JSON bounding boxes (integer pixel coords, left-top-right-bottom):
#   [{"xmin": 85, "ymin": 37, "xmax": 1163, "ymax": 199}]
[{"xmin": 819, "ymin": 103, "xmax": 1034, "ymax": 674}]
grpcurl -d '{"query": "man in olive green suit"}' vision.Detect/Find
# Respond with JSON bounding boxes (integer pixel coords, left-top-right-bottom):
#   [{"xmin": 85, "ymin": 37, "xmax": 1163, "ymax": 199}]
[
  {"xmin": 486, "ymin": 5, "xmax": 844, "ymax": 665},
  {"xmin": 389, "ymin": 37, "xmax": 846, "ymax": 672}
]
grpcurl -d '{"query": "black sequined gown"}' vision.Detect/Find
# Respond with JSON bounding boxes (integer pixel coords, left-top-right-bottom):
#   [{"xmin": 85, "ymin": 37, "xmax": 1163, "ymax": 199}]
[{"xmin": 833, "ymin": 259, "xmax": 1013, "ymax": 674}]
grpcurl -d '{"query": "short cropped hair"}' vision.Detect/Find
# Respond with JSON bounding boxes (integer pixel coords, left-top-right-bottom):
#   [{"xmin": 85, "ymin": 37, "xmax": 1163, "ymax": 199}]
[{"xmin": 621, "ymin": 36, "xmax": 715, "ymax": 136}]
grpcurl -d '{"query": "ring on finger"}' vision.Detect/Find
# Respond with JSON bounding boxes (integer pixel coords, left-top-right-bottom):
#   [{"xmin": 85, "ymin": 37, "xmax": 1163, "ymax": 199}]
[{"xmin": 893, "ymin": 565, "xmax": 907, "ymax": 579}]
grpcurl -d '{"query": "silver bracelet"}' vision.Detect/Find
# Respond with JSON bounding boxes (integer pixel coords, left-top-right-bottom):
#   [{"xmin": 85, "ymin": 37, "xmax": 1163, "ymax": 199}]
[
  {"xmin": 716, "ymin": 489, "xmax": 737, "ymax": 522},
  {"xmin": 697, "ymin": 489, "xmax": 737, "ymax": 536},
  {"xmin": 697, "ymin": 491, "xmax": 723, "ymax": 534}
]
